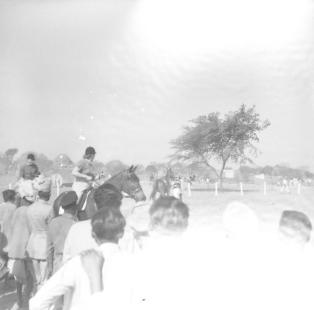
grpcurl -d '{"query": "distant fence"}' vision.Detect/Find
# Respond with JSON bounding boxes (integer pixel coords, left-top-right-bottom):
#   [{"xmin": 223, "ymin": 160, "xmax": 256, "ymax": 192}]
[{"xmin": 187, "ymin": 180, "xmax": 307, "ymax": 196}]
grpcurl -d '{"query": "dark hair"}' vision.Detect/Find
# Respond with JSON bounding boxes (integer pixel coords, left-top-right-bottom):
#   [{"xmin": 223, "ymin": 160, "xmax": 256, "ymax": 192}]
[
  {"xmin": 149, "ymin": 196, "xmax": 189, "ymax": 232},
  {"xmin": 279, "ymin": 210, "xmax": 312, "ymax": 243},
  {"xmin": 84, "ymin": 146, "xmax": 96, "ymax": 158},
  {"xmin": 27, "ymin": 153, "xmax": 35, "ymax": 161},
  {"xmin": 94, "ymin": 184, "xmax": 123, "ymax": 210},
  {"xmin": 91, "ymin": 208, "xmax": 126, "ymax": 242},
  {"xmin": 38, "ymin": 191, "xmax": 51, "ymax": 201},
  {"xmin": 2, "ymin": 190, "xmax": 16, "ymax": 202}
]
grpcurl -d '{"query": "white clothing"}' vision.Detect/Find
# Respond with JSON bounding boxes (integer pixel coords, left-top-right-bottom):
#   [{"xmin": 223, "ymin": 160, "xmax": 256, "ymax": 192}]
[
  {"xmin": 29, "ymin": 243, "xmax": 124, "ymax": 310},
  {"xmin": 63, "ymin": 220, "xmax": 140, "ymax": 263},
  {"xmin": 63, "ymin": 220, "xmax": 96, "ymax": 263},
  {"xmin": 71, "ymin": 182, "xmax": 89, "ymax": 201}
]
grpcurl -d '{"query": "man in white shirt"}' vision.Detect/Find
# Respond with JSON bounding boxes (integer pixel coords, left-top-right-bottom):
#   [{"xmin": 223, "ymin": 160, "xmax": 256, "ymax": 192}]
[
  {"xmin": 72, "ymin": 196, "xmax": 191, "ymax": 310},
  {"xmin": 63, "ymin": 184, "xmax": 140, "ymax": 262},
  {"xmin": 29, "ymin": 207, "xmax": 126, "ymax": 310},
  {"xmin": 62, "ymin": 185, "xmax": 122, "ymax": 262}
]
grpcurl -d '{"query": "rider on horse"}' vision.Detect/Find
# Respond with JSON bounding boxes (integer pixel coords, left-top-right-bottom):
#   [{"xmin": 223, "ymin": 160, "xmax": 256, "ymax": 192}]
[
  {"xmin": 19, "ymin": 153, "xmax": 40, "ymax": 181},
  {"xmin": 72, "ymin": 146, "xmax": 97, "ymax": 200},
  {"xmin": 16, "ymin": 153, "xmax": 41, "ymax": 206}
]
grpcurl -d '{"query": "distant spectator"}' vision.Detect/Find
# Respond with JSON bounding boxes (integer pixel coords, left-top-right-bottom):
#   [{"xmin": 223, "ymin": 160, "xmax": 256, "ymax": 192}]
[
  {"xmin": 0, "ymin": 190, "xmax": 17, "ymax": 253},
  {"xmin": 19, "ymin": 153, "xmax": 40, "ymax": 181},
  {"xmin": 26, "ymin": 178, "xmax": 52, "ymax": 292},
  {"xmin": 0, "ymin": 190, "xmax": 17, "ymax": 283},
  {"xmin": 7, "ymin": 201, "xmax": 32, "ymax": 309}
]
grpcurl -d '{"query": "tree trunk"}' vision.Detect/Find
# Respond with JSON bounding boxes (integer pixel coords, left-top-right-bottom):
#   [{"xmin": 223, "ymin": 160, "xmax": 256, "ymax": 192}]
[{"xmin": 219, "ymin": 160, "xmax": 228, "ymax": 189}]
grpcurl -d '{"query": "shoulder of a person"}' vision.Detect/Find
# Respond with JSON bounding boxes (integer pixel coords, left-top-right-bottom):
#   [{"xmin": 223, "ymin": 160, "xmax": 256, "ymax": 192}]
[
  {"xmin": 0, "ymin": 202, "xmax": 8, "ymax": 209},
  {"xmin": 12, "ymin": 206, "xmax": 28, "ymax": 221},
  {"xmin": 48, "ymin": 216, "xmax": 61, "ymax": 227},
  {"xmin": 17, "ymin": 205, "xmax": 29, "ymax": 213},
  {"xmin": 68, "ymin": 219, "xmax": 91, "ymax": 234},
  {"xmin": 61, "ymin": 254, "xmax": 82, "ymax": 271}
]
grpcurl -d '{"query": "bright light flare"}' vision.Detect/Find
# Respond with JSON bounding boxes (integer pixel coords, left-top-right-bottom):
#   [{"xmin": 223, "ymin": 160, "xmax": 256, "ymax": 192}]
[{"xmin": 131, "ymin": 0, "xmax": 312, "ymax": 55}]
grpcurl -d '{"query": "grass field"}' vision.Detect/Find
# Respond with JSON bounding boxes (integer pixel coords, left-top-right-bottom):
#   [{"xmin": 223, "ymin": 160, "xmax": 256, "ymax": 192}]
[{"xmin": 1, "ymin": 176, "xmax": 314, "ymax": 309}]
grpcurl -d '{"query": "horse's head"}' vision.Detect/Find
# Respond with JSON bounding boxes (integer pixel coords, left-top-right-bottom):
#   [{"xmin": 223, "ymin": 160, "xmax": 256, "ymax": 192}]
[{"xmin": 119, "ymin": 165, "xmax": 146, "ymax": 202}]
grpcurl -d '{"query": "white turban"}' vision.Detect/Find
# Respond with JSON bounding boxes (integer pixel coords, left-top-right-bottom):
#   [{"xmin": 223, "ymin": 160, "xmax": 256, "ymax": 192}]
[{"xmin": 223, "ymin": 201, "xmax": 259, "ymax": 238}]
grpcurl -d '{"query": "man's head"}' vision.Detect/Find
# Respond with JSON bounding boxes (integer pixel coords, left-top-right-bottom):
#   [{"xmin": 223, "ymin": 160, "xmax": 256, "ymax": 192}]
[
  {"xmin": 279, "ymin": 210, "xmax": 312, "ymax": 245},
  {"xmin": 2, "ymin": 189, "xmax": 16, "ymax": 203},
  {"xmin": 84, "ymin": 146, "xmax": 96, "ymax": 161},
  {"xmin": 149, "ymin": 197, "xmax": 189, "ymax": 234},
  {"xmin": 27, "ymin": 153, "xmax": 35, "ymax": 164},
  {"xmin": 91, "ymin": 208, "xmax": 126, "ymax": 244},
  {"xmin": 94, "ymin": 184, "xmax": 122, "ymax": 210},
  {"xmin": 36, "ymin": 178, "xmax": 52, "ymax": 201},
  {"xmin": 222, "ymin": 201, "xmax": 259, "ymax": 240},
  {"xmin": 60, "ymin": 191, "xmax": 78, "ymax": 213}
]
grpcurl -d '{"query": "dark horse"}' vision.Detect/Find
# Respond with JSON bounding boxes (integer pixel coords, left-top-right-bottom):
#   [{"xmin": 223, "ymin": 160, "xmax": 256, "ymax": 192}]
[
  {"xmin": 150, "ymin": 168, "xmax": 174, "ymax": 201},
  {"xmin": 53, "ymin": 166, "xmax": 146, "ymax": 219}
]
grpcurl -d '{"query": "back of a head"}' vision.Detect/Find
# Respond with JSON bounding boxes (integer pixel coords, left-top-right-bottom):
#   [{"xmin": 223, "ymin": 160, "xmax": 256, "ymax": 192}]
[
  {"xmin": 91, "ymin": 208, "xmax": 126, "ymax": 243},
  {"xmin": 60, "ymin": 190, "xmax": 78, "ymax": 210},
  {"xmin": 94, "ymin": 183, "xmax": 123, "ymax": 210},
  {"xmin": 36, "ymin": 177, "xmax": 52, "ymax": 201},
  {"xmin": 222, "ymin": 201, "xmax": 259, "ymax": 239},
  {"xmin": 149, "ymin": 196, "xmax": 189, "ymax": 233},
  {"xmin": 279, "ymin": 210, "xmax": 312, "ymax": 244},
  {"xmin": 2, "ymin": 189, "xmax": 16, "ymax": 203}
]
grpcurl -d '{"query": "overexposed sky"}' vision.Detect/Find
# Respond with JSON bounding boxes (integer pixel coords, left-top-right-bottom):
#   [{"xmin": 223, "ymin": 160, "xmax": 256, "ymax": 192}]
[{"xmin": 0, "ymin": 0, "xmax": 313, "ymax": 168}]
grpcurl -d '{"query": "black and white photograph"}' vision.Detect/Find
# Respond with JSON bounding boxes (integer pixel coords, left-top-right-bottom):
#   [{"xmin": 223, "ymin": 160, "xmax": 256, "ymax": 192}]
[{"xmin": 0, "ymin": 0, "xmax": 314, "ymax": 309}]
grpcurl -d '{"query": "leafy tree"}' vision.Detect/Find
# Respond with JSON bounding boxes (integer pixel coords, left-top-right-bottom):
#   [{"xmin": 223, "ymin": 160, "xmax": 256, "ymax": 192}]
[
  {"xmin": 53, "ymin": 154, "xmax": 73, "ymax": 169},
  {"xmin": 0, "ymin": 148, "xmax": 19, "ymax": 173},
  {"xmin": 5, "ymin": 148, "xmax": 18, "ymax": 162},
  {"xmin": 261, "ymin": 165, "xmax": 274, "ymax": 176},
  {"xmin": 145, "ymin": 164, "xmax": 158, "ymax": 177},
  {"xmin": 171, "ymin": 105, "xmax": 270, "ymax": 186}
]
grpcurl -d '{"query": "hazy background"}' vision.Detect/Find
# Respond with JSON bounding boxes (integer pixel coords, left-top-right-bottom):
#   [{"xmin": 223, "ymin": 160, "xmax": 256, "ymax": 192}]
[{"xmin": 1, "ymin": 0, "xmax": 313, "ymax": 168}]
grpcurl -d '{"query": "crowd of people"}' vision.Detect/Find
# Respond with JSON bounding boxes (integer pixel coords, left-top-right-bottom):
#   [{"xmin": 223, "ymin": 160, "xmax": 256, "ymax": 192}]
[{"xmin": 0, "ymin": 147, "xmax": 313, "ymax": 310}]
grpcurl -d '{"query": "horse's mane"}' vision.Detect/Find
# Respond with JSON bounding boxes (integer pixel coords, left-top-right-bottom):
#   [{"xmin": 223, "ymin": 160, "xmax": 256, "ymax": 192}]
[
  {"xmin": 96, "ymin": 182, "xmax": 123, "ymax": 201},
  {"xmin": 98, "ymin": 182, "xmax": 120, "ymax": 193}
]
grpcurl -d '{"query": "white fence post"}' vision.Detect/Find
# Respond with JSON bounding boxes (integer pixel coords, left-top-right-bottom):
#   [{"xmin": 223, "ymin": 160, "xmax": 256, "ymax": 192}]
[
  {"xmin": 263, "ymin": 181, "xmax": 267, "ymax": 195},
  {"xmin": 215, "ymin": 182, "xmax": 218, "ymax": 196},
  {"xmin": 297, "ymin": 182, "xmax": 301, "ymax": 195},
  {"xmin": 240, "ymin": 182, "xmax": 244, "ymax": 196},
  {"xmin": 187, "ymin": 182, "xmax": 191, "ymax": 197}
]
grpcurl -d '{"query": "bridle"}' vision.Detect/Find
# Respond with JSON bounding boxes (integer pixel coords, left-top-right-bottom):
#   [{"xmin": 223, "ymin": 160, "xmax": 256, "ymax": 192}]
[{"xmin": 123, "ymin": 186, "xmax": 143, "ymax": 200}]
